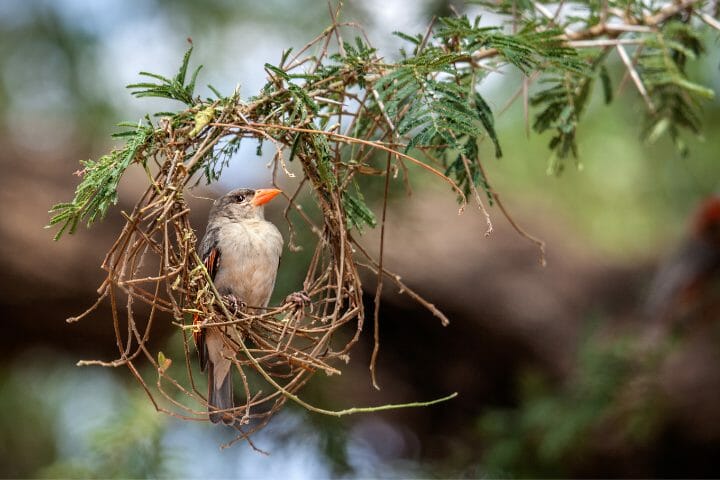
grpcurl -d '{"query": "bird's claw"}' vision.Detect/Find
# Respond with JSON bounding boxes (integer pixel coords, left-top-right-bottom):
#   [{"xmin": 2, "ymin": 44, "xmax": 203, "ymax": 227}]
[
  {"xmin": 222, "ymin": 294, "xmax": 246, "ymax": 314},
  {"xmin": 285, "ymin": 291, "xmax": 312, "ymax": 311}
]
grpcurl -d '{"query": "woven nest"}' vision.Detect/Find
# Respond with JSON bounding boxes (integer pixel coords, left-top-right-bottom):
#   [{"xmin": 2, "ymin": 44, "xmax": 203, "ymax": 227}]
[
  {"xmin": 69, "ymin": 75, "xmax": 456, "ymax": 449},
  {"xmin": 64, "ymin": 16, "xmax": 548, "ymax": 447},
  {"xmin": 71, "ymin": 128, "xmax": 455, "ymax": 446}
]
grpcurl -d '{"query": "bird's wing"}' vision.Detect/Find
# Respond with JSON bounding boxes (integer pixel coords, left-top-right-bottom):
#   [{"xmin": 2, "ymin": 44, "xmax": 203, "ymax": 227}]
[
  {"xmin": 198, "ymin": 226, "xmax": 221, "ymax": 271},
  {"xmin": 204, "ymin": 244, "xmax": 221, "ymax": 280},
  {"xmin": 194, "ymin": 230, "xmax": 222, "ymax": 372}
]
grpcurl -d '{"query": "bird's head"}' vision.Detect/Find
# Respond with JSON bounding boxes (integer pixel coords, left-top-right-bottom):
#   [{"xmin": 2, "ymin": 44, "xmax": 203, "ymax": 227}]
[{"xmin": 213, "ymin": 187, "xmax": 283, "ymax": 221}]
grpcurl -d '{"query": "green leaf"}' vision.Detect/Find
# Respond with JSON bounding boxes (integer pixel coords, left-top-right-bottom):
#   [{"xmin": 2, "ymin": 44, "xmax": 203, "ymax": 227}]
[
  {"xmin": 637, "ymin": 22, "xmax": 712, "ymax": 156},
  {"xmin": 342, "ymin": 190, "xmax": 377, "ymax": 230},
  {"xmin": 127, "ymin": 46, "xmax": 201, "ymax": 105},
  {"xmin": 48, "ymin": 122, "xmax": 155, "ymax": 239}
]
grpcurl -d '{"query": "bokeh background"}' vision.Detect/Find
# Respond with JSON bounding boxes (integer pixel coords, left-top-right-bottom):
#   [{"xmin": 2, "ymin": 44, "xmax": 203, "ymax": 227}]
[{"xmin": 2, "ymin": 0, "xmax": 720, "ymax": 477}]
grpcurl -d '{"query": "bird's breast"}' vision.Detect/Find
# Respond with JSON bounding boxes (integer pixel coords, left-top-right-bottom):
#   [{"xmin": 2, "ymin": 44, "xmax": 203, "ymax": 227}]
[{"xmin": 213, "ymin": 220, "xmax": 283, "ymax": 308}]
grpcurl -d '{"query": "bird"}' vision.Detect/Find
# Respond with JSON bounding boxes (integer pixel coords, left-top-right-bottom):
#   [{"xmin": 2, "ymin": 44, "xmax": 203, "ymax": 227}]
[
  {"xmin": 645, "ymin": 194, "xmax": 720, "ymax": 324},
  {"xmin": 193, "ymin": 187, "xmax": 284, "ymax": 424}
]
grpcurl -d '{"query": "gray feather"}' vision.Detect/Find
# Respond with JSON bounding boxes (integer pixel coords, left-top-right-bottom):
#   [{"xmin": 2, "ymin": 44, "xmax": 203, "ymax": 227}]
[
  {"xmin": 197, "ymin": 188, "xmax": 283, "ymax": 425},
  {"xmin": 208, "ymin": 361, "xmax": 234, "ymax": 424}
]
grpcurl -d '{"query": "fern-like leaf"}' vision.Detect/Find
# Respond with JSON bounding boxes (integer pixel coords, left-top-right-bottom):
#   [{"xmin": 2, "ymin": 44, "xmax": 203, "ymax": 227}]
[
  {"xmin": 127, "ymin": 46, "xmax": 202, "ymax": 105},
  {"xmin": 638, "ymin": 22, "xmax": 714, "ymax": 156},
  {"xmin": 48, "ymin": 122, "xmax": 155, "ymax": 239}
]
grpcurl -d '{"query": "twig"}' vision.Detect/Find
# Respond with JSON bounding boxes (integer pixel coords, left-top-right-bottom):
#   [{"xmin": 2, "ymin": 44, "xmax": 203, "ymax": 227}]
[
  {"xmin": 370, "ymin": 153, "xmax": 392, "ymax": 390},
  {"xmin": 697, "ymin": 11, "xmax": 720, "ymax": 29},
  {"xmin": 493, "ymin": 192, "xmax": 547, "ymax": 267},
  {"xmin": 212, "ymin": 121, "xmax": 468, "ymax": 205},
  {"xmin": 616, "ymin": 44, "xmax": 656, "ymax": 113}
]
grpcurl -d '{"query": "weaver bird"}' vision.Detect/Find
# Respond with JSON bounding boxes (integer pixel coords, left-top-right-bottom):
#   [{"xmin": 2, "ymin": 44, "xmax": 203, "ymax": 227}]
[{"xmin": 194, "ymin": 187, "xmax": 283, "ymax": 424}]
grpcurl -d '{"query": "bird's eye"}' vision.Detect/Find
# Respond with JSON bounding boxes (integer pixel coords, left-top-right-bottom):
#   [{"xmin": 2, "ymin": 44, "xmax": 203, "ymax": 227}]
[{"xmin": 234, "ymin": 194, "xmax": 246, "ymax": 203}]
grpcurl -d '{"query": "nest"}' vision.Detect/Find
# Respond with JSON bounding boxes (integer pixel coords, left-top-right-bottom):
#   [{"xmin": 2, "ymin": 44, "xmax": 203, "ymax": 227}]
[
  {"xmin": 70, "ymin": 130, "xmax": 457, "ymax": 446},
  {"xmin": 67, "ymin": 44, "xmax": 457, "ymax": 450},
  {"xmin": 64, "ymin": 12, "xmax": 548, "ymax": 447},
  {"xmin": 72, "ymin": 172, "xmax": 357, "ymax": 441}
]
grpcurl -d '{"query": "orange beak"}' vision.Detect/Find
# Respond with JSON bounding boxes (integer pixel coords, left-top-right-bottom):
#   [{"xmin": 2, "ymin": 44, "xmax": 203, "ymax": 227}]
[{"xmin": 251, "ymin": 188, "xmax": 282, "ymax": 206}]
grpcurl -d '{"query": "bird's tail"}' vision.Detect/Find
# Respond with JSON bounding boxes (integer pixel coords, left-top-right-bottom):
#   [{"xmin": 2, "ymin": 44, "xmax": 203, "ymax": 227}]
[{"xmin": 208, "ymin": 362, "xmax": 234, "ymax": 425}]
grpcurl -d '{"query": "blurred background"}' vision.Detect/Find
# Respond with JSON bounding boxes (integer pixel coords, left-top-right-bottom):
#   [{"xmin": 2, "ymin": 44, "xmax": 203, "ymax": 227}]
[{"xmin": 2, "ymin": 0, "xmax": 720, "ymax": 477}]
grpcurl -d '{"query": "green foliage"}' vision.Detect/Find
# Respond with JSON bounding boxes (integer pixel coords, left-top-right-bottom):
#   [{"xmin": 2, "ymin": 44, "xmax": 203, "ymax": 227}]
[
  {"xmin": 466, "ymin": 1, "xmax": 715, "ymax": 169},
  {"xmin": 372, "ymin": 48, "xmax": 498, "ymax": 198},
  {"xmin": 435, "ymin": 16, "xmax": 585, "ymax": 74},
  {"xmin": 255, "ymin": 62, "xmax": 321, "ymax": 126},
  {"xmin": 531, "ymin": 72, "xmax": 589, "ymax": 174},
  {"xmin": 48, "ymin": 121, "xmax": 155, "ymax": 240},
  {"xmin": 127, "ymin": 46, "xmax": 202, "ymax": 105},
  {"xmin": 444, "ymin": 137, "xmax": 493, "ymax": 202},
  {"xmin": 50, "ymin": 3, "xmax": 719, "ymax": 240},
  {"xmin": 478, "ymin": 332, "xmax": 666, "ymax": 476},
  {"xmin": 337, "ymin": 37, "xmax": 379, "ymax": 89},
  {"xmin": 342, "ymin": 185, "xmax": 377, "ymax": 230},
  {"xmin": 373, "ymin": 14, "xmax": 585, "ymax": 195},
  {"xmin": 210, "ymin": 135, "xmax": 243, "ymax": 181},
  {"xmin": 48, "ymin": 47, "xmax": 231, "ymax": 239},
  {"xmin": 639, "ymin": 21, "xmax": 714, "ymax": 156},
  {"xmin": 530, "ymin": 49, "xmax": 615, "ymax": 174},
  {"xmin": 379, "ymin": 57, "xmax": 486, "ymax": 149},
  {"xmin": 530, "ymin": 15, "xmax": 715, "ymax": 173}
]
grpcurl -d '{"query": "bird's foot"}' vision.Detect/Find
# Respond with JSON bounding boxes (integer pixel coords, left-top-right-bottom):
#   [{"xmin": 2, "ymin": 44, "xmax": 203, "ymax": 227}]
[
  {"xmin": 285, "ymin": 290, "xmax": 312, "ymax": 311},
  {"xmin": 221, "ymin": 294, "xmax": 246, "ymax": 315}
]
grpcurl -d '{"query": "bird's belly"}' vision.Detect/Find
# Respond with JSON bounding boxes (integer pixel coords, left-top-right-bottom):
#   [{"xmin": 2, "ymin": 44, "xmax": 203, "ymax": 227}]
[{"xmin": 213, "ymin": 223, "xmax": 282, "ymax": 308}]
